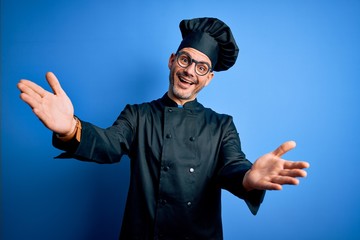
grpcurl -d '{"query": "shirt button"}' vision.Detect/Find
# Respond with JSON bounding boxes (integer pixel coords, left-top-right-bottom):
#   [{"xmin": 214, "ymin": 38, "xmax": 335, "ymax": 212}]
[
  {"xmin": 166, "ymin": 134, "xmax": 172, "ymax": 139},
  {"xmin": 160, "ymin": 199, "xmax": 167, "ymax": 205},
  {"xmin": 189, "ymin": 168, "xmax": 195, "ymax": 173},
  {"xmin": 187, "ymin": 201, "xmax": 192, "ymax": 206},
  {"xmin": 189, "ymin": 136, "xmax": 195, "ymax": 141},
  {"xmin": 163, "ymin": 166, "xmax": 170, "ymax": 171},
  {"xmin": 168, "ymin": 108, "xmax": 173, "ymax": 112}
]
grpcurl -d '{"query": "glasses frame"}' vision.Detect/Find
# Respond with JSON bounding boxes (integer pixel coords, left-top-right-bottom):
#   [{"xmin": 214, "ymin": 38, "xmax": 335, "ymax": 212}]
[{"xmin": 176, "ymin": 51, "xmax": 212, "ymax": 76}]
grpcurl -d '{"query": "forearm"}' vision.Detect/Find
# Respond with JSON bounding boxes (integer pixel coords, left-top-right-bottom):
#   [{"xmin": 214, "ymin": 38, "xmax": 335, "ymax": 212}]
[{"xmin": 53, "ymin": 120, "xmax": 131, "ymax": 164}]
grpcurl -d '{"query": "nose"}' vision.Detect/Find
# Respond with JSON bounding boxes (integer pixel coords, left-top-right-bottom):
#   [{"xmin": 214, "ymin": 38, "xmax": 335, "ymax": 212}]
[{"xmin": 184, "ymin": 62, "xmax": 196, "ymax": 76}]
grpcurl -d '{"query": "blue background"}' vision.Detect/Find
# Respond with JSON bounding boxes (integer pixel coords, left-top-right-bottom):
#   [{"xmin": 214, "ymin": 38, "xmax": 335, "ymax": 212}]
[{"xmin": 2, "ymin": 0, "xmax": 360, "ymax": 239}]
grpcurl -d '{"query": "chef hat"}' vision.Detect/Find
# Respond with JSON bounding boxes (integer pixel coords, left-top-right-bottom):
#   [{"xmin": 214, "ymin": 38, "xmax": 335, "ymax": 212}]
[{"xmin": 176, "ymin": 17, "xmax": 239, "ymax": 72}]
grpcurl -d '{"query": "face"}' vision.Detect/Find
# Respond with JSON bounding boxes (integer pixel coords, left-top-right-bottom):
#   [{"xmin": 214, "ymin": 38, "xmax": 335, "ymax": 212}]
[{"xmin": 168, "ymin": 47, "xmax": 214, "ymax": 105}]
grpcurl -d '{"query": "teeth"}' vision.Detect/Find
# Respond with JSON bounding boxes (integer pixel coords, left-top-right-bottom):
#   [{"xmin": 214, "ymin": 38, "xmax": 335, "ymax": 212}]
[{"xmin": 180, "ymin": 77, "xmax": 193, "ymax": 85}]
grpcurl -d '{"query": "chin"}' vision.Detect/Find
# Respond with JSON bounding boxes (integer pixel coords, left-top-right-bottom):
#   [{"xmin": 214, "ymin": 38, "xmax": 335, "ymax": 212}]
[{"xmin": 172, "ymin": 86, "xmax": 192, "ymax": 101}]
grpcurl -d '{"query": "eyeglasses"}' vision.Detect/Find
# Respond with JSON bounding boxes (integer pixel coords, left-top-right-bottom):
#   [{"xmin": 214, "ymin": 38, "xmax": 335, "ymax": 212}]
[{"xmin": 176, "ymin": 51, "xmax": 212, "ymax": 76}]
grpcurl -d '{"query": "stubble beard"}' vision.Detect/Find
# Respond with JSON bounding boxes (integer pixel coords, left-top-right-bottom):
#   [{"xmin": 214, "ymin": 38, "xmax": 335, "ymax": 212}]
[
  {"xmin": 169, "ymin": 72, "xmax": 193, "ymax": 101},
  {"xmin": 171, "ymin": 84, "xmax": 192, "ymax": 100}
]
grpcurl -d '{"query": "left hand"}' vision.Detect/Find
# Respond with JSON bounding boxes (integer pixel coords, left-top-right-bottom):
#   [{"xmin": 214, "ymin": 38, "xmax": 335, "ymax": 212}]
[{"xmin": 243, "ymin": 141, "xmax": 310, "ymax": 191}]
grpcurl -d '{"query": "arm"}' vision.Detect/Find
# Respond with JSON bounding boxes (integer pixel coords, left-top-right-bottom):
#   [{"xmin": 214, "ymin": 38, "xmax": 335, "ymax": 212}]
[
  {"xmin": 216, "ymin": 120, "xmax": 265, "ymax": 215},
  {"xmin": 53, "ymin": 105, "xmax": 136, "ymax": 163},
  {"xmin": 18, "ymin": 72, "xmax": 136, "ymax": 163}
]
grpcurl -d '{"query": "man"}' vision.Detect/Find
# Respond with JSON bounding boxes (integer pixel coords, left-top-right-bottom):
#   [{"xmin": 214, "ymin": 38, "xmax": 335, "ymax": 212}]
[{"xmin": 17, "ymin": 17, "xmax": 309, "ymax": 240}]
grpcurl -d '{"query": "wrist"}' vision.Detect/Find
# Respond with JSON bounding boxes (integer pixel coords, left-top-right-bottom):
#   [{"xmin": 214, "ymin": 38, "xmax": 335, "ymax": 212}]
[
  {"xmin": 243, "ymin": 169, "xmax": 254, "ymax": 192},
  {"xmin": 57, "ymin": 116, "xmax": 78, "ymax": 138},
  {"xmin": 56, "ymin": 116, "xmax": 81, "ymax": 141}
]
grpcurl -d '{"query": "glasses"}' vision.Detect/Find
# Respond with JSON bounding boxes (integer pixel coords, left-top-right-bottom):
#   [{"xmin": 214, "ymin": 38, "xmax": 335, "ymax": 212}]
[{"xmin": 176, "ymin": 51, "xmax": 212, "ymax": 76}]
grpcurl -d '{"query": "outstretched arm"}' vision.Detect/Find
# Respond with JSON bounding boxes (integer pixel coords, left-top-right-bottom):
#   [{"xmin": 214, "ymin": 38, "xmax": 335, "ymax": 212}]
[
  {"xmin": 243, "ymin": 141, "xmax": 310, "ymax": 191},
  {"xmin": 17, "ymin": 72, "xmax": 76, "ymax": 136}
]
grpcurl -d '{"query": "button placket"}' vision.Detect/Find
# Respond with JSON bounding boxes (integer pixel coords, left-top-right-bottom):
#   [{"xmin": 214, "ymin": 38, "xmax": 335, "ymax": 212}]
[{"xmin": 159, "ymin": 199, "xmax": 167, "ymax": 206}]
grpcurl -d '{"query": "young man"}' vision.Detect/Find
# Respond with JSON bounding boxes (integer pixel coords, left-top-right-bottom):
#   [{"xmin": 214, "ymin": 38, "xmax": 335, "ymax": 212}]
[{"xmin": 17, "ymin": 17, "xmax": 309, "ymax": 240}]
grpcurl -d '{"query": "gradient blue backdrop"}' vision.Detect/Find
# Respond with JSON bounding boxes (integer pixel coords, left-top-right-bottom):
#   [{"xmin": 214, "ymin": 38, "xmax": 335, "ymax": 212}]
[{"xmin": 2, "ymin": 0, "xmax": 360, "ymax": 239}]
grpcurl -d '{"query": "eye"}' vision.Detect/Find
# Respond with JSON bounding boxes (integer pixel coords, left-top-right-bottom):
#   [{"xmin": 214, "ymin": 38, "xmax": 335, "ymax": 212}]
[
  {"xmin": 180, "ymin": 55, "xmax": 189, "ymax": 64},
  {"xmin": 196, "ymin": 64, "xmax": 209, "ymax": 74}
]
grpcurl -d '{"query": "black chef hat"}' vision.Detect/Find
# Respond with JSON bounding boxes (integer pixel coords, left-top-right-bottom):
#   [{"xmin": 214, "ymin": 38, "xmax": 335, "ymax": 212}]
[{"xmin": 176, "ymin": 17, "xmax": 239, "ymax": 72}]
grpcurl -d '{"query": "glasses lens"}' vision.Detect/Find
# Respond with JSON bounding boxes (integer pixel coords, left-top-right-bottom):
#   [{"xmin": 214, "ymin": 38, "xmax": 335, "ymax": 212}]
[
  {"xmin": 195, "ymin": 63, "xmax": 209, "ymax": 76},
  {"xmin": 177, "ymin": 53, "xmax": 190, "ymax": 68}
]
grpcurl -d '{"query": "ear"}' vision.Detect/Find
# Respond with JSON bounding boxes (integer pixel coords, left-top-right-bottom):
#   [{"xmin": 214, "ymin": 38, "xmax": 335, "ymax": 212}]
[
  {"xmin": 204, "ymin": 72, "xmax": 214, "ymax": 87},
  {"xmin": 168, "ymin": 53, "xmax": 176, "ymax": 69}
]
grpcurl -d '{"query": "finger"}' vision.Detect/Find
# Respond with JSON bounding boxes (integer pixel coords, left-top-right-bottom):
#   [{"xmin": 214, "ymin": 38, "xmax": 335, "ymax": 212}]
[
  {"xmin": 19, "ymin": 92, "xmax": 51, "ymax": 125},
  {"xmin": 280, "ymin": 169, "xmax": 308, "ymax": 178},
  {"xmin": 284, "ymin": 161, "xmax": 310, "ymax": 169},
  {"xmin": 18, "ymin": 81, "xmax": 44, "ymax": 105},
  {"xmin": 18, "ymin": 80, "xmax": 47, "ymax": 99},
  {"xmin": 46, "ymin": 72, "xmax": 64, "ymax": 95},
  {"xmin": 19, "ymin": 92, "xmax": 41, "ymax": 109},
  {"xmin": 271, "ymin": 176, "xmax": 300, "ymax": 186},
  {"xmin": 273, "ymin": 140, "xmax": 296, "ymax": 157},
  {"xmin": 259, "ymin": 180, "xmax": 283, "ymax": 191}
]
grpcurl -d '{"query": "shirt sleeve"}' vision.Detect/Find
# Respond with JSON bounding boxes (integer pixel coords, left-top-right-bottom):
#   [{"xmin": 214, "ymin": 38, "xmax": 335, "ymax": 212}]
[
  {"xmin": 216, "ymin": 119, "xmax": 265, "ymax": 215},
  {"xmin": 53, "ymin": 104, "xmax": 136, "ymax": 163}
]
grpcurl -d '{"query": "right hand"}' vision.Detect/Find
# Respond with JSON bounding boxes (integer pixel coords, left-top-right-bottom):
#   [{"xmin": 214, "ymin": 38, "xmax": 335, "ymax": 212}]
[{"xmin": 17, "ymin": 72, "xmax": 76, "ymax": 136}]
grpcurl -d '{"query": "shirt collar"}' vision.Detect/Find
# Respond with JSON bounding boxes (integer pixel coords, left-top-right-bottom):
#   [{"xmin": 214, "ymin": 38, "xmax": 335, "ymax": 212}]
[{"xmin": 160, "ymin": 93, "xmax": 204, "ymax": 110}]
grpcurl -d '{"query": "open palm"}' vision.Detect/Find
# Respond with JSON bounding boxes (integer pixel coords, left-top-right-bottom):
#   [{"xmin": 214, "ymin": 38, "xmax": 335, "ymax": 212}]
[
  {"xmin": 243, "ymin": 141, "xmax": 310, "ymax": 191},
  {"xmin": 17, "ymin": 72, "xmax": 75, "ymax": 135}
]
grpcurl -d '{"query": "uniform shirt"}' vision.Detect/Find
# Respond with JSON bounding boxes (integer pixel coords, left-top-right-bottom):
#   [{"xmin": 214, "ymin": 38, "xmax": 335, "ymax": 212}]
[{"xmin": 53, "ymin": 93, "xmax": 265, "ymax": 240}]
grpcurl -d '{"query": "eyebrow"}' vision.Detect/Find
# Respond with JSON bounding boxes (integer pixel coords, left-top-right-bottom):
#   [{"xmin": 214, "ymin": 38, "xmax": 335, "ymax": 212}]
[{"xmin": 181, "ymin": 51, "xmax": 211, "ymax": 66}]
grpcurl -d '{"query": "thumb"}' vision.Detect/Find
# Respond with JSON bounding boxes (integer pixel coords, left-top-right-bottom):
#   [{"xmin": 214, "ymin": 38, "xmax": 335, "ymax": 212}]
[
  {"xmin": 272, "ymin": 140, "xmax": 296, "ymax": 157},
  {"xmin": 46, "ymin": 72, "xmax": 64, "ymax": 95}
]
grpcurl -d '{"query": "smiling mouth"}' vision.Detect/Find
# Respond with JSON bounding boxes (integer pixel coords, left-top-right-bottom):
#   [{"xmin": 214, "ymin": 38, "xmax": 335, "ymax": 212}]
[{"xmin": 179, "ymin": 75, "xmax": 195, "ymax": 85}]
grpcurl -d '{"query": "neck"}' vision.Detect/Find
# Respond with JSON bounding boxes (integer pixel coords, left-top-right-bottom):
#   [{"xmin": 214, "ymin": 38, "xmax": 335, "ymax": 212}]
[{"xmin": 167, "ymin": 91, "xmax": 196, "ymax": 106}]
